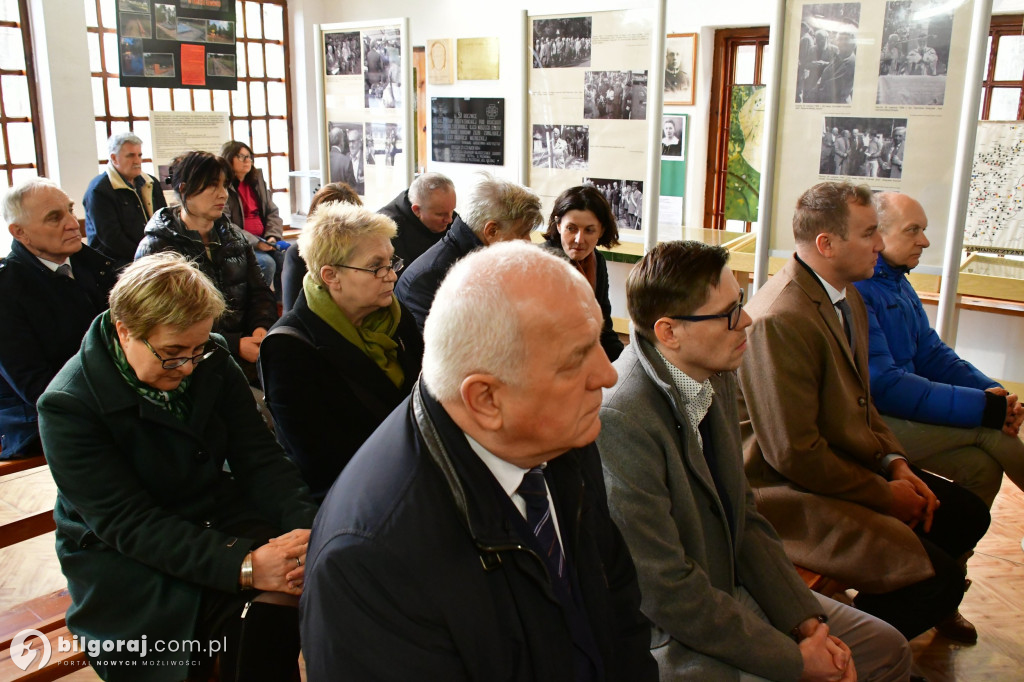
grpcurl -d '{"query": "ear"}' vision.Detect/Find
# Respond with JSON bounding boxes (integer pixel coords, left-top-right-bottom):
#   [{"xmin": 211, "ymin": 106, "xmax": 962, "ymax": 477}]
[
  {"xmin": 114, "ymin": 319, "xmax": 132, "ymax": 346},
  {"xmin": 319, "ymin": 264, "xmax": 339, "ymax": 287},
  {"xmin": 109, "ymin": 153, "xmax": 119, "ymax": 165},
  {"xmin": 814, "ymin": 232, "xmax": 834, "ymax": 259},
  {"xmin": 7, "ymin": 223, "xmax": 23, "ymax": 241},
  {"xmin": 458, "ymin": 373, "xmax": 504, "ymax": 432},
  {"xmin": 652, "ymin": 318, "xmax": 680, "ymax": 350},
  {"xmin": 481, "ymin": 220, "xmax": 500, "ymax": 244},
  {"xmin": 410, "ymin": 203, "xmax": 422, "ymax": 218}
]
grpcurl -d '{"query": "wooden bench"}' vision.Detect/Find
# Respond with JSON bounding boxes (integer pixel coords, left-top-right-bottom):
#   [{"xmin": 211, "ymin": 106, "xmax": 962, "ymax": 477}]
[{"xmin": 0, "ymin": 455, "xmax": 86, "ymax": 680}]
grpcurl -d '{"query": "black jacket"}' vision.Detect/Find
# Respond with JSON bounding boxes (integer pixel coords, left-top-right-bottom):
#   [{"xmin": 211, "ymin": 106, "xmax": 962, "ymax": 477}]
[
  {"xmin": 83, "ymin": 168, "xmax": 167, "ymax": 265},
  {"xmin": 377, "ymin": 190, "xmax": 450, "ymax": 271},
  {"xmin": 542, "ymin": 236, "xmax": 623, "ymax": 361},
  {"xmin": 394, "ymin": 216, "xmax": 482, "ymax": 331},
  {"xmin": 301, "ymin": 382, "xmax": 657, "ymax": 681},
  {"xmin": 0, "ymin": 241, "xmax": 116, "ymax": 456},
  {"xmin": 136, "ymin": 206, "xmax": 277, "ymax": 355},
  {"xmin": 258, "ymin": 291, "xmax": 423, "ymax": 500}
]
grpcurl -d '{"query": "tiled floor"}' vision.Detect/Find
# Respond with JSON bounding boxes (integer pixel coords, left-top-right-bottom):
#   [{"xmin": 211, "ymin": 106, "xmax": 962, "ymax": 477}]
[{"xmin": 2, "ymin": 466, "xmax": 1022, "ymax": 680}]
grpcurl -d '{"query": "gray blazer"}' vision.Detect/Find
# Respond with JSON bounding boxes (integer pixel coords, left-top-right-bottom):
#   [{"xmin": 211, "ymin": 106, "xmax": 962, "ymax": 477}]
[{"xmin": 598, "ymin": 332, "xmax": 820, "ymax": 681}]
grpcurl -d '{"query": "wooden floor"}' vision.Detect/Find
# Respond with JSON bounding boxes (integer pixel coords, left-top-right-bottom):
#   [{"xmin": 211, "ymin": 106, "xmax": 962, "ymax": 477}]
[{"xmin": 1, "ymin": 466, "xmax": 1022, "ymax": 680}]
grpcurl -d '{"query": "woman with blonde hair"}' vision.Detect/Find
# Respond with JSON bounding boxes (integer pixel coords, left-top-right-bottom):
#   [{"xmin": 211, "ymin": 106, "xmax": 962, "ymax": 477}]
[
  {"xmin": 39, "ymin": 252, "xmax": 316, "ymax": 681},
  {"xmin": 259, "ymin": 203, "xmax": 423, "ymax": 499}
]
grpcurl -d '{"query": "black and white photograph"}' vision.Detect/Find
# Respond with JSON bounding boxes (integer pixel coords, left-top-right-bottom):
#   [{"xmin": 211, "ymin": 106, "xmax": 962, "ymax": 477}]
[
  {"xmin": 364, "ymin": 28, "xmax": 402, "ymax": 109},
  {"xmin": 327, "ymin": 122, "xmax": 368, "ymax": 194},
  {"xmin": 365, "ymin": 122, "xmax": 403, "ymax": 167},
  {"xmin": 582, "ymin": 177, "xmax": 644, "ymax": 231},
  {"xmin": 118, "ymin": 0, "xmax": 149, "ymax": 14},
  {"xmin": 154, "ymin": 4, "xmax": 176, "ymax": 40},
  {"xmin": 876, "ymin": 0, "xmax": 953, "ymax": 105},
  {"xmin": 206, "ymin": 52, "xmax": 236, "ymax": 78},
  {"xmin": 325, "ymin": 32, "xmax": 361, "ymax": 76},
  {"xmin": 583, "ymin": 71, "xmax": 648, "ymax": 120},
  {"xmin": 207, "ymin": 20, "xmax": 234, "ymax": 45},
  {"xmin": 177, "ymin": 18, "xmax": 207, "ymax": 43},
  {"xmin": 795, "ymin": 3, "xmax": 860, "ymax": 104},
  {"xmin": 120, "ymin": 37, "xmax": 144, "ymax": 76},
  {"xmin": 531, "ymin": 125, "xmax": 589, "ymax": 170},
  {"xmin": 664, "ymin": 34, "xmax": 697, "ymax": 106},
  {"xmin": 120, "ymin": 12, "xmax": 152, "ymax": 39},
  {"xmin": 819, "ymin": 116, "xmax": 907, "ymax": 178},
  {"xmin": 532, "ymin": 17, "xmax": 592, "ymax": 68},
  {"xmin": 181, "ymin": 0, "xmax": 225, "ymax": 9},
  {"xmin": 662, "ymin": 115, "xmax": 685, "ymax": 158},
  {"xmin": 143, "ymin": 53, "xmax": 175, "ymax": 78}
]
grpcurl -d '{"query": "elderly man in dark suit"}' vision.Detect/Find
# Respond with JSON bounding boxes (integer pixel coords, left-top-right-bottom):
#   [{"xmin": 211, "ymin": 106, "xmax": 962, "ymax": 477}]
[
  {"xmin": 301, "ymin": 241, "xmax": 657, "ymax": 681},
  {"xmin": 328, "ymin": 126, "xmax": 358, "ymax": 190},
  {"xmin": 0, "ymin": 178, "xmax": 117, "ymax": 457},
  {"xmin": 378, "ymin": 172, "xmax": 457, "ymax": 271},
  {"xmin": 737, "ymin": 181, "xmax": 989, "ymax": 644},
  {"xmin": 600, "ymin": 240, "xmax": 910, "ymax": 681}
]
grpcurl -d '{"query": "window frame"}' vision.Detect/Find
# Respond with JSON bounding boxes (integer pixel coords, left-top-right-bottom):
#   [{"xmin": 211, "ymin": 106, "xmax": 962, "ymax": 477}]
[
  {"xmin": 0, "ymin": 0, "xmax": 45, "ymax": 185},
  {"xmin": 981, "ymin": 14, "xmax": 1024, "ymax": 121}
]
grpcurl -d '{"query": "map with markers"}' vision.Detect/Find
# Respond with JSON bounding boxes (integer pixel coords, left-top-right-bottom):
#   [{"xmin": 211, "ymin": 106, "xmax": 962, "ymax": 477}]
[{"xmin": 966, "ymin": 121, "xmax": 1024, "ymax": 254}]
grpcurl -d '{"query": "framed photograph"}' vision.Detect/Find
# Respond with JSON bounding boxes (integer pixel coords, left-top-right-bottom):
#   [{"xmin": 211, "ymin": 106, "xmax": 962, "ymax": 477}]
[{"xmin": 664, "ymin": 33, "xmax": 696, "ymax": 106}]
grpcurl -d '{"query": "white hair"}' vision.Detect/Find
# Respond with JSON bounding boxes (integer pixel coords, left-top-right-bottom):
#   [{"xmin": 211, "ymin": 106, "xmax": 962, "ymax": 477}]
[
  {"xmin": 108, "ymin": 131, "xmax": 144, "ymax": 155},
  {"xmin": 422, "ymin": 241, "xmax": 586, "ymax": 402},
  {"xmin": 461, "ymin": 173, "xmax": 542, "ymax": 239},
  {"xmin": 408, "ymin": 172, "xmax": 454, "ymax": 205},
  {"xmin": 2, "ymin": 177, "xmax": 61, "ymax": 224}
]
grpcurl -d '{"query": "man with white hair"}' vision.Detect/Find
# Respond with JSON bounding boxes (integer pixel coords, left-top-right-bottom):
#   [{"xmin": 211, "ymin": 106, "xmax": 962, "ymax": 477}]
[
  {"xmin": 301, "ymin": 241, "xmax": 657, "ymax": 681},
  {"xmin": 378, "ymin": 172, "xmax": 457, "ymax": 271},
  {"xmin": 0, "ymin": 178, "xmax": 117, "ymax": 457},
  {"xmin": 82, "ymin": 131, "xmax": 167, "ymax": 265},
  {"xmin": 396, "ymin": 173, "xmax": 543, "ymax": 330}
]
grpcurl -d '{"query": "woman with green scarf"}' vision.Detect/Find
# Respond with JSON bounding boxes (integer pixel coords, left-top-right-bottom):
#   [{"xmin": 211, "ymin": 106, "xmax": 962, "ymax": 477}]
[
  {"xmin": 259, "ymin": 202, "xmax": 423, "ymax": 500},
  {"xmin": 38, "ymin": 252, "xmax": 317, "ymax": 681}
]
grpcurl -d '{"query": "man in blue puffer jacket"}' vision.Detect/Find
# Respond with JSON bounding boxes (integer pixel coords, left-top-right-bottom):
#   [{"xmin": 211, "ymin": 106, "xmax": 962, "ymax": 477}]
[{"xmin": 855, "ymin": 192, "xmax": 1024, "ymax": 507}]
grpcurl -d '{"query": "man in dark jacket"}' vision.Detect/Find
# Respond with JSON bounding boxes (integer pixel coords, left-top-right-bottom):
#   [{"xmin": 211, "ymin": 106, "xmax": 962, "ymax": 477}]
[
  {"xmin": 82, "ymin": 132, "xmax": 167, "ymax": 265},
  {"xmin": 0, "ymin": 178, "xmax": 116, "ymax": 457},
  {"xmin": 302, "ymin": 241, "xmax": 657, "ymax": 682},
  {"xmin": 395, "ymin": 174, "xmax": 542, "ymax": 331},
  {"xmin": 378, "ymin": 172, "xmax": 457, "ymax": 270},
  {"xmin": 855, "ymin": 192, "xmax": 1024, "ymax": 507}
]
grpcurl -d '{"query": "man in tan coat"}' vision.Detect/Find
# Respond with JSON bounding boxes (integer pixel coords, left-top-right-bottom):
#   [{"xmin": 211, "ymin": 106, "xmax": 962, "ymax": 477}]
[{"xmin": 737, "ymin": 181, "xmax": 989, "ymax": 644}]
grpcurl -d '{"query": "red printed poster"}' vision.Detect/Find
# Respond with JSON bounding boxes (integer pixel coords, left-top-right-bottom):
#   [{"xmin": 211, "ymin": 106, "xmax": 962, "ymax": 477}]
[{"xmin": 181, "ymin": 44, "xmax": 206, "ymax": 87}]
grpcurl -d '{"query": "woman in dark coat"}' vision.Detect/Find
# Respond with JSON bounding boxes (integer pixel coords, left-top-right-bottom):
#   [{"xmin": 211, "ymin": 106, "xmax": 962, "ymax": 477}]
[
  {"xmin": 38, "ymin": 253, "xmax": 317, "ymax": 681},
  {"xmin": 259, "ymin": 202, "xmax": 423, "ymax": 500},
  {"xmin": 136, "ymin": 151, "xmax": 277, "ymax": 383},
  {"xmin": 221, "ymin": 140, "xmax": 285, "ymax": 294},
  {"xmin": 543, "ymin": 184, "xmax": 624, "ymax": 361}
]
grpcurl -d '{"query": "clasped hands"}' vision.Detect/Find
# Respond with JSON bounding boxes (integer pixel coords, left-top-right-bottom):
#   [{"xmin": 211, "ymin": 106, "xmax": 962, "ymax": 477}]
[
  {"xmin": 985, "ymin": 387, "xmax": 1024, "ymax": 437},
  {"xmin": 250, "ymin": 528, "xmax": 310, "ymax": 596},
  {"xmin": 797, "ymin": 618, "xmax": 856, "ymax": 682},
  {"xmin": 887, "ymin": 459, "xmax": 939, "ymax": 532}
]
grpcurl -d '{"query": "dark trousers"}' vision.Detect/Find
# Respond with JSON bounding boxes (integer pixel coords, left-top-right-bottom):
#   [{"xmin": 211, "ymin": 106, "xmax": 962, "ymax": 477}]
[{"xmin": 853, "ymin": 468, "xmax": 990, "ymax": 640}]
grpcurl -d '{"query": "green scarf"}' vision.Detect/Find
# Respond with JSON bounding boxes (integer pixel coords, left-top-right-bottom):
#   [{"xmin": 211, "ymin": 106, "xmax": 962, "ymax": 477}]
[
  {"xmin": 303, "ymin": 273, "xmax": 405, "ymax": 388},
  {"xmin": 101, "ymin": 311, "xmax": 194, "ymax": 422}
]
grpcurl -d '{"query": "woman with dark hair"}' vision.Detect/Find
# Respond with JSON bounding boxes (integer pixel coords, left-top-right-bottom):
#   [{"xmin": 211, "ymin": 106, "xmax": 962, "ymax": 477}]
[
  {"xmin": 220, "ymin": 140, "xmax": 284, "ymax": 293},
  {"xmin": 39, "ymin": 253, "xmax": 316, "ymax": 681},
  {"xmin": 543, "ymin": 184, "xmax": 624, "ymax": 361},
  {"xmin": 136, "ymin": 150, "xmax": 277, "ymax": 383},
  {"xmin": 281, "ymin": 182, "xmax": 362, "ymax": 313}
]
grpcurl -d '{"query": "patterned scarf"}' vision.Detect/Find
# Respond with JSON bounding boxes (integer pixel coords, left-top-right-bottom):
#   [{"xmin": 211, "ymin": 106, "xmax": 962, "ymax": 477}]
[
  {"xmin": 303, "ymin": 273, "xmax": 404, "ymax": 388},
  {"xmin": 101, "ymin": 311, "xmax": 194, "ymax": 422}
]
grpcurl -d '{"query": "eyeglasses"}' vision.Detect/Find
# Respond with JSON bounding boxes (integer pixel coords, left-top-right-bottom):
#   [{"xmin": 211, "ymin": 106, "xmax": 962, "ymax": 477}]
[
  {"xmin": 666, "ymin": 290, "xmax": 746, "ymax": 330},
  {"xmin": 236, "ymin": 154, "xmax": 252, "ymax": 162},
  {"xmin": 333, "ymin": 256, "xmax": 404, "ymax": 279},
  {"xmin": 142, "ymin": 338, "xmax": 217, "ymax": 370}
]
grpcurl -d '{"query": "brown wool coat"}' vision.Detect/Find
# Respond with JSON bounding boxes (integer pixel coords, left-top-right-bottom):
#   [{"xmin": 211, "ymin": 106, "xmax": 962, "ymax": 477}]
[{"xmin": 737, "ymin": 256, "xmax": 933, "ymax": 593}]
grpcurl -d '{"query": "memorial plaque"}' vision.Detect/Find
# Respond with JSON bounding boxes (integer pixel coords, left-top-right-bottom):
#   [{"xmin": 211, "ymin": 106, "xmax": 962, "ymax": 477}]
[{"xmin": 431, "ymin": 97, "xmax": 504, "ymax": 166}]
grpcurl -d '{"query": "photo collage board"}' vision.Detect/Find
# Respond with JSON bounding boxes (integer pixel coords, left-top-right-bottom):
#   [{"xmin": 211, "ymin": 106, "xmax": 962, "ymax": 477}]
[
  {"xmin": 116, "ymin": 0, "xmax": 236, "ymax": 89},
  {"xmin": 528, "ymin": 9, "xmax": 653, "ymax": 241}
]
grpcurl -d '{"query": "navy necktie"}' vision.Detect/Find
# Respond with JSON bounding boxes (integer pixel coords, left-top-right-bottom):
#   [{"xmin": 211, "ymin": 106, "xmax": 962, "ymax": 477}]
[
  {"xmin": 835, "ymin": 297, "xmax": 856, "ymax": 355},
  {"xmin": 55, "ymin": 264, "xmax": 73, "ymax": 279},
  {"xmin": 517, "ymin": 467, "xmax": 570, "ymax": 594}
]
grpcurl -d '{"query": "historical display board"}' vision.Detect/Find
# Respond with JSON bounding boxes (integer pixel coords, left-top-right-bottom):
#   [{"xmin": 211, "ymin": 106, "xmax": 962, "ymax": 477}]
[
  {"xmin": 527, "ymin": 9, "xmax": 653, "ymax": 241},
  {"xmin": 317, "ymin": 19, "xmax": 413, "ymax": 208},
  {"xmin": 431, "ymin": 97, "xmax": 505, "ymax": 165},
  {"xmin": 965, "ymin": 121, "xmax": 1024, "ymax": 256},
  {"xmin": 770, "ymin": 0, "xmax": 974, "ymax": 269},
  {"xmin": 117, "ymin": 0, "xmax": 236, "ymax": 90}
]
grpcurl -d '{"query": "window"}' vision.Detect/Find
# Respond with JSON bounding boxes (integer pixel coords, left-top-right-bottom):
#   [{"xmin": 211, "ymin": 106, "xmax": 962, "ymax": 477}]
[
  {"xmin": 0, "ymin": 0, "xmax": 44, "ymax": 190},
  {"xmin": 85, "ymin": 0, "xmax": 293, "ymax": 218},
  {"xmin": 704, "ymin": 27, "xmax": 770, "ymax": 232},
  {"xmin": 980, "ymin": 15, "xmax": 1024, "ymax": 121}
]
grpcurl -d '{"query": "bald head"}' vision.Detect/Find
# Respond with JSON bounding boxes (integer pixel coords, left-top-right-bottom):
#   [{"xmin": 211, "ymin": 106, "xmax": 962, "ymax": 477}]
[{"xmin": 875, "ymin": 192, "xmax": 930, "ymax": 269}]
